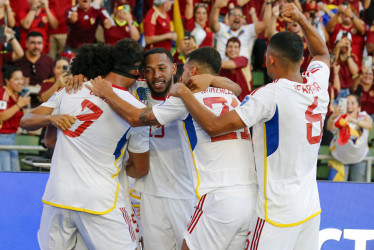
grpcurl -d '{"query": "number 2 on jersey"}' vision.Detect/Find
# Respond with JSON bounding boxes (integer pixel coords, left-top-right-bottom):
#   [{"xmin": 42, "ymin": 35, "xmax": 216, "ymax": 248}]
[
  {"xmin": 203, "ymin": 97, "xmax": 250, "ymax": 142},
  {"xmin": 63, "ymin": 99, "xmax": 103, "ymax": 138},
  {"xmin": 305, "ymin": 96, "xmax": 322, "ymax": 144}
]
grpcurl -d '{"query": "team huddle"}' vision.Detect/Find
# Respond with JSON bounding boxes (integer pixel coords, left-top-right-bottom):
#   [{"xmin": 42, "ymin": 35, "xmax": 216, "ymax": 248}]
[{"xmin": 20, "ymin": 4, "xmax": 330, "ymax": 250}]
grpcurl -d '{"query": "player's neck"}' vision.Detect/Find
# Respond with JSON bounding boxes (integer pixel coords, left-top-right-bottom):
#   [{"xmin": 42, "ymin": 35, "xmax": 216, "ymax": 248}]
[
  {"xmin": 276, "ymin": 69, "xmax": 303, "ymax": 83},
  {"xmin": 105, "ymin": 72, "xmax": 132, "ymax": 89}
]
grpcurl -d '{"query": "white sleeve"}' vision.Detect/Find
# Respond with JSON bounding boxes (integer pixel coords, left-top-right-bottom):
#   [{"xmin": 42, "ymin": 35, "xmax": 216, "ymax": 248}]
[
  {"xmin": 41, "ymin": 89, "xmax": 64, "ymax": 114},
  {"xmin": 152, "ymin": 97, "xmax": 189, "ymax": 125},
  {"xmin": 307, "ymin": 60, "xmax": 330, "ymax": 89},
  {"xmin": 235, "ymin": 85, "xmax": 277, "ymax": 128},
  {"xmin": 127, "ymin": 126, "xmax": 150, "ymax": 154}
]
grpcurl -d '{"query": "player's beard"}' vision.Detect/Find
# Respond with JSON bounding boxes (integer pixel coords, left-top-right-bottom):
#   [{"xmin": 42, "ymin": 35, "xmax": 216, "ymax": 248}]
[{"xmin": 148, "ymin": 76, "xmax": 173, "ymax": 98}]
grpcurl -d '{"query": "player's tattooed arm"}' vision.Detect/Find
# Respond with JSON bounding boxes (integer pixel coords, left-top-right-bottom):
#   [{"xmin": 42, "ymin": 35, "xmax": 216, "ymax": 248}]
[
  {"xmin": 139, "ymin": 107, "xmax": 160, "ymax": 126},
  {"xmin": 186, "ymin": 74, "xmax": 242, "ymax": 96},
  {"xmin": 87, "ymin": 77, "xmax": 162, "ymax": 127}
]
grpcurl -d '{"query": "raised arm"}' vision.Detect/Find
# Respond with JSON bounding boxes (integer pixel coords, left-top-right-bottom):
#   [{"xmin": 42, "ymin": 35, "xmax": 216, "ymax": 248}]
[
  {"xmin": 185, "ymin": 0, "xmax": 193, "ymax": 20},
  {"xmin": 255, "ymin": 1, "xmax": 272, "ymax": 34},
  {"xmin": 4, "ymin": 0, "xmax": 15, "ymax": 27},
  {"xmin": 42, "ymin": 0, "xmax": 58, "ymax": 29},
  {"xmin": 265, "ymin": 3, "xmax": 279, "ymax": 39},
  {"xmin": 210, "ymin": 0, "xmax": 227, "ymax": 33},
  {"xmin": 86, "ymin": 77, "xmax": 162, "ymax": 127},
  {"xmin": 282, "ymin": 3, "xmax": 330, "ymax": 66}
]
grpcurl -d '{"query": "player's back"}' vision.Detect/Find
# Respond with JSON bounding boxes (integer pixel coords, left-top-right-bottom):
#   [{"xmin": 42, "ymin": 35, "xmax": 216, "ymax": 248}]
[
  {"xmin": 184, "ymin": 87, "xmax": 257, "ymax": 198},
  {"xmin": 238, "ymin": 61, "xmax": 330, "ymax": 226},
  {"xmin": 42, "ymin": 84, "xmax": 147, "ymax": 214}
]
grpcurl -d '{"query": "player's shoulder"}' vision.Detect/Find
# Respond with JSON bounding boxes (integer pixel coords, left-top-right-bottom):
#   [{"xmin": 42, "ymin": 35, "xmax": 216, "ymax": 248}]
[
  {"xmin": 113, "ymin": 85, "xmax": 146, "ymax": 108},
  {"xmin": 306, "ymin": 60, "xmax": 329, "ymax": 74}
]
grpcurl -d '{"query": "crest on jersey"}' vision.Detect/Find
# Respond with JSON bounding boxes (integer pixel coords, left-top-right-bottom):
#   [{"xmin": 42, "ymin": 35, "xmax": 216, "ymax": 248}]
[
  {"xmin": 308, "ymin": 62, "xmax": 323, "ymax": 69},
  {"xmin": 0, "ymin": 100, "xmax": 7, "ymax": 110}
]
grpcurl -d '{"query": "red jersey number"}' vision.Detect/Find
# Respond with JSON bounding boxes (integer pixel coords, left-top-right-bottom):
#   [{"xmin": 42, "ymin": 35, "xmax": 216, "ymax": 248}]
[
  {"xmin": 305, "ymin": 96, "xmax": 323, "ymax": 144},
  {"xmin": 149, "ymin": 125, "xmax": 165, "ymax": 138},
  {"xmin": 63, "ymin": 99, "xmax": 103, "ymax": 138},
  {"xmin": 203, "ymin": 97, "xmax": 251, "ymax": 142}
]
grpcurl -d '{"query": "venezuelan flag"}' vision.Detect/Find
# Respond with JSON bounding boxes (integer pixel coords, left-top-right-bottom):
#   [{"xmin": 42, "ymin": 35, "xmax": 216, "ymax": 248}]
[
  {"xmin": 172, "ymin": 0, "xmax": 184, "ymax": 47},
  {"xmin": 327, "ymin": 159, "xmax": 345, "ymax": 182}
]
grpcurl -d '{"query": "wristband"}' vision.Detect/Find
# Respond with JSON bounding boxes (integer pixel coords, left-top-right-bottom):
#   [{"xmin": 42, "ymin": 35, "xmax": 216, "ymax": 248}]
[
  {"xmin": 266, "ymin": 1, "xmax": 272, "ymax": 5},
  {"xmin": 347, "ymin": 55, "xmax": 353, "ymax": 59},
  {"xmin": 8, "ymin": 37, "xmax": 15, "ymax": 42}
]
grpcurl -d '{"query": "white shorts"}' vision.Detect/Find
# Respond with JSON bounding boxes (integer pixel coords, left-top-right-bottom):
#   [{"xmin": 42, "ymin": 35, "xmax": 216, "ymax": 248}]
[
  {"xmin": 184, "ymin": 186, "xmax": 257, "ymax": 250},
  {"xmin": 140, "ymin": 193, "xmax": 195, "ymax": 250},
  {"xmin": 245, "ymin": 214, "xmax": 320, "ymax": 250},
  {"xmin": 38, "ymin": 201, "xmax": 137, "ymax": 250}
]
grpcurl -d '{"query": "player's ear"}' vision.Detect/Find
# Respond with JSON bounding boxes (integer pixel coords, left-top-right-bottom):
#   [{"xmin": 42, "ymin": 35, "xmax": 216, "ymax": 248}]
[
  {"xmin": 190, "ymin": 65, "xmax": 198, "ymax": 76},
  {"xmin": 301, "ymin": 56, "xmax": 305, "ymax": 66},
  {"xmin": 269, "ymin": 54, "xmax": 276, "ymax": 65},
  {"xmin": 172, "ymin": 63, "xmax": 177, "ymax": 75}
]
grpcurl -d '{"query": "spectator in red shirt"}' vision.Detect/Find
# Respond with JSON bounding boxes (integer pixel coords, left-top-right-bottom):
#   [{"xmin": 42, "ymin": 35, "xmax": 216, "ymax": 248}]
[
  {"xmin": 104, "ymin": 0, "xmax": 140, "ymax": 46},
  {"xmin": 0, "ymin": 0, "xmax": 15, "ymax": 27},
  {"xmin": 143, "ymin": 0, "xmax": 177, "ymax": 51},
  {"xmin": 326, "ymin": 3, "xmax": 366, "ymax": 66},
  {"xmin": 65, "ymin": 0, "xmax": 113, "ymax": 53},
  {"xmin": 353, "ymin": 68, "xmax": 374, "ymax": 120},
  {"xmin": 330, "ymin": 31, "xmax": 359, "ymax": 104},
  {"xmin": 184, "ymin": 1, "xmax": 213, "ymax": 47},
  {"xmin": 48, "ymin": 0, "xmax": 73, "ymax": 59},
  {"xmin": 0, "ymin": 27, "xmax": 24, "ymax": 86},
  {"xmin": 0, "ymin": 65, "xmax": 30, "ymax": 171},
  {"xmin": 39, "ymin": 57, "xmax": 71, "ymax": 102},
  {"xmin": 220, "ymin": 37, "xmax": 251, "ymax": 101},
  {"xmin": 366, "ymin": 24, "xmax": 374, "ymax": 56},
  {"xmin": 14, "ymin": 31, "xmax": 54, "ymax": 87},
  {"xmin": 19, "ymin": 0, "xmax": 58, "ymax": 54}
]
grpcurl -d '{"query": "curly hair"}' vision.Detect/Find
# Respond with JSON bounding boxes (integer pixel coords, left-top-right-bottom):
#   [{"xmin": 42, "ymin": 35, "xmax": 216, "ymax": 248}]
[{"xmin": 70, "ymin": 43, "xmax": 114, "ymax": 79}]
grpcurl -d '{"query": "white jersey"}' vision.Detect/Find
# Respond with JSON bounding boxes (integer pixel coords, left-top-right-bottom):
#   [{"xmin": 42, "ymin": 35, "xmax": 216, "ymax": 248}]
[
  {"xmin": 330, "ymin": 111, "xmax": 371, "ymax": 164},
  {"xmin": 130, "ymin": 81, "xmax": 195, "ymax": 199},
  {"xmin": 153, "ymin": 87, "xmax": 257, "ymax": 199},
  {"xmin": 41, "ymin": 83, "xmax": 149, "ymax": 214},
  {"xmin": 216, "ymin": 23, "xmax": 258, "ymax": 61},
  {"xmin": 235, "ymin": 61, "xmax": 330, "ymax": 227}
]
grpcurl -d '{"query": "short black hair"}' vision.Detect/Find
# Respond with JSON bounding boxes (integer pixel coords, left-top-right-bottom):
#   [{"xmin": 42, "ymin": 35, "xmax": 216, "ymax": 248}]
[
  {"xmin": 2, "ymin": 65, "xmax": 22, "ymax": 83},
  {"xmin": 144, "ymin": 47, "xmax": 174, "ymax": 67},
  {"xmin": 70, "ymin": 43, "xmax": 114, "ymax": 79},
  {"xmin": 268, "ymin": 32, "xmax": 304, "ymax": 63},
  {"xmin": 173, "ymin": 62, "xmax": 184, "ymax": 83},
  {"xmin": 186, "ymin": 46, "xmax": 221, "ymax": 75},
  {"xmin": 27, "ymin": 31, "xmax": 43, "ymax": 40},
  {"xmin": 112, "ymin": 38, "xmax": 144, "ymax": 72}
]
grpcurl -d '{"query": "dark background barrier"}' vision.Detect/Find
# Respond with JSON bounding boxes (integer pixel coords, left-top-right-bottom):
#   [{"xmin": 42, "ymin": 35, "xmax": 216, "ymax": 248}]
[{"xmin": 0, "ymin": 172, "xmax": 373, "ymax": 250}]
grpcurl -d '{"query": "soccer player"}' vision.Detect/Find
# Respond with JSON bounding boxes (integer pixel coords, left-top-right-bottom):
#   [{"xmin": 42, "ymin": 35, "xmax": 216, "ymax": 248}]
[
  {"xmin": 20, "ymin": 39, "xmax": 149, "ymax": 249},
  {"xmin": 87, "ymin": 46, "xmax": 257, "ymax": 250},
  {"xmin": 65, "ymin": 46, "xmax": 241, "ymax": 249},
  {"xmin": 168, "ymin": 3, "xmax": 330, "ymax": 250}
]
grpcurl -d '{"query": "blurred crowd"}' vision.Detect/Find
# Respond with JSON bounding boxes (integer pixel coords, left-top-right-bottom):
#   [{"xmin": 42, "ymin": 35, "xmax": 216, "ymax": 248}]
[{"xmin": 0, "ymin": 0, "xmax": 373, "ymax": 175}]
